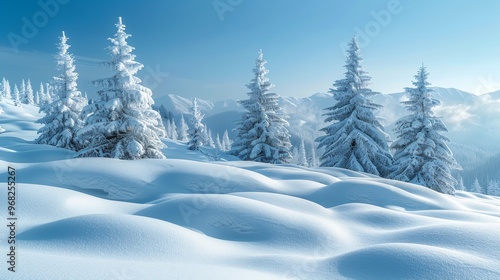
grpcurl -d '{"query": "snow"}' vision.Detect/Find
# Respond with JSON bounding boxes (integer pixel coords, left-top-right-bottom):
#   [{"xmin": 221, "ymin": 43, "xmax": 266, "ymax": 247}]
[{"xmin": 1, "ymin": 100, "xmax": 500, "ymax": 279}]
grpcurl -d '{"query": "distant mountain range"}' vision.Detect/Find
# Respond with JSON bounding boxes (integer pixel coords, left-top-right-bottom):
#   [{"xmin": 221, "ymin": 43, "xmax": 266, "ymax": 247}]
[
  {"xmin": 154, "ymin": 87, "xmax": 500, "ymax": 149},
  {"xmin": 153, "ymin": 87, "xmax": 500, "ymax": 187}
]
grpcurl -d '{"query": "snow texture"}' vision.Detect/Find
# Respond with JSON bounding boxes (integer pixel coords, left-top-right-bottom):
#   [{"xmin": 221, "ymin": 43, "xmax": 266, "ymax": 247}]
[{"xmin": 1, "ymin": 99, "xmax": 500, "ymax": 280}]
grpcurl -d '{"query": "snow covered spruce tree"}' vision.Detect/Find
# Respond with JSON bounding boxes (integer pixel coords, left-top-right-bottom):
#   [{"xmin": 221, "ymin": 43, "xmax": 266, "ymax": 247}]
[
  {"xmin": 78, "ymin": 17, "xmax": 166, "ymax": 159},
  {"xmin": 215, "ymin": 133, "xmax": 223, "ymax": 151},
  {"xmin": 35, "ymin": 31, "xmax": 88, "ymax": 151},
  {"xmin": 316, "ymin": 37, "xmax": 392, "ymax": 176},
  {"xmin": 297, "ymin": 139, "xmax": 308, "ymax": 167},
  {"xmin": 13, "ymin": 84, "xmax": 21, "ymax": 107},
  {"xmin": 169, "ymin": 119, "xmax": 178, "ymax": 140},
  {"xmin": 222, "ymin": 130, "xmax": 231, "ymax": 151},
  {"xmin": 187, "ymin": 98, "xmax": 206, "ymax": 150},
  {"xmin": 22, "ymin": 79, "xmax": 34, "ymax": 104},
  {"xmin": 178, "ymin": 115, "xmax": 189, "ymax": 141},
  {"xmin": 309, "ymin": 145, "xmax": 319, "ymax": 167},
  {"xmin": 2, "ymin": 78, "xmax": 11, "ymax": 99},
  {"xmin": 232, "ymin": 50, "xmax": 292, "ymax": 164},
  {"xmin": 470, "ymin": 178, "xmax": 482, "ymax": 193},
  {"xmin": 206, "ymin": 128, "xmax": 215, "ymax": 148},
  {"xmin": 20, "ymin": 79, "xmax": 26, "ymax": 101},
  {"xmin": 389, "ymin": 65, "xmax": 460, "ymax": 195}
]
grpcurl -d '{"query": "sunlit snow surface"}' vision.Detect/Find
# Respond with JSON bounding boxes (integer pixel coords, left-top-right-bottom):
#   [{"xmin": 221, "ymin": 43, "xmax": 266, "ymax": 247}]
[{"xmin": 1, "ymin": 100, "xmax": 499, "ymax": 280}]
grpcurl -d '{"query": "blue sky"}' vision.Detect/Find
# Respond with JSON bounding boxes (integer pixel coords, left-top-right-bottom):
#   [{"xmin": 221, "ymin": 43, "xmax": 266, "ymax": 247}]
[{"xmin": 1, "ymin": 0, "xmax": 500, "ymax": 100}]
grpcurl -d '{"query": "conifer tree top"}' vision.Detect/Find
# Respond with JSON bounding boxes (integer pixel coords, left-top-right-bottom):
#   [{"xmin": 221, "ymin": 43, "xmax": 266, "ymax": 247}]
[{"xmin": 338, "ymin": 37, "xmax": 372, "ymax": 96}]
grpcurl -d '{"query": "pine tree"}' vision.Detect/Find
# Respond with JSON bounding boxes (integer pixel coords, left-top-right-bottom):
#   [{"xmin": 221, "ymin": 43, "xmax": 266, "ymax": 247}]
[
  {"xmin": 222, "ymin": 130, "xmax": 232, "ymax": 151},
  {"xmin": 13, "ymin": 84, "xmax": 21, "ymax": 107},
  {"xmin": 157, "ymin": 104, "xmax": 171, "ymax": 137},
  {"xmin": 170, "ymin": 119, "xmax": 178, "ymax": 140},
  {"xmin": 309, "ymin": 144, "xmax": 318, "ymax": 167},
  {"xmin": 20, "ymin": 79, "xmax": 26, "ymax": 102},
  {"xmin": 22, "ymin": 79, "xmax": 34, "ymax": 104},
  {"xmin": 316, "ymin": 37, "xmax": 392, "ymax": 176},
  {"xmin": 35, "ymin": 31, "xmax": 88, "ymax": 151},
  {"xmin": 187, "ymin": 98, "xmax": 205, "ymax": 150},
  {"xmin": 487, "ymin": 180, "xmax": 500, "ymax": 196},
  {"xmin": 34, "ymin": 91, "xmax": 40, "ymax": 105},
  {"xmin": 201, "ymin": 124, "xmax": 210, "ymax": 146},
  {"xmin": 487, "ymin": 180, "xmax": 494, "ymax": 195},
  {"xmin": 455, "ymin": 175, "xmax": 465, "ymax": 191},
  {"xmin": 2, "ymin": 78, "xmax": 11, "ymax": 99},
  {"xmin": 38, "ymin": 83, "xmax": 46, "ymax": 105},
  {"xmin": 164, "ymin": 119, "xmax": 173, "ymax": 139},
  {"xmin": 389, "ymin": 65, "xmax": 460, "ymax": 195},
  {"xmin": 297, "ymin": 139, "xmax": 308, "ymax": 167},
  {"xmin": 206, "ymin": 128, "xmax": 215, "ymax": 148},
  {"xmin": 215, "ymin": 133, "xmax": 223, "ymax": 151},
  {"xmin": 78, "ymin": 18, "xmax": 166, "ymax": 159},
  {"xmin": 470, "ymin": 178, "xmax": 482, "ymax": 193},
  {"xmin": 178, "ymin": 115, "xmax": 189, "ymax": 141},
  {"xmin": 231, "ymin": 50, "xmax": 292, "ymax": 164}
]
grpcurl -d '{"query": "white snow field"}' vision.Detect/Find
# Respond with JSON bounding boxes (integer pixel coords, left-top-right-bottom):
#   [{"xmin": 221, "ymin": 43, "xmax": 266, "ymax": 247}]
[{"xmin": 1, "ymin": 100, "xmax": 500, "ymax": 280}]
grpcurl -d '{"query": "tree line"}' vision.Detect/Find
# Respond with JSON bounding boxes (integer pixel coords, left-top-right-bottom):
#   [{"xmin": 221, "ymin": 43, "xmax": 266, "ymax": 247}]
[{"xmin": 0, "ymin": 20, "xmax": 460, "ymax": 195}]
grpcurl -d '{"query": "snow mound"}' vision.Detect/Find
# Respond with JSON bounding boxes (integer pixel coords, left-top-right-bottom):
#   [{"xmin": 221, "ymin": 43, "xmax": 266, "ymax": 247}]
[{"xmin": 0, "ymin": 101, "xmax": 499, "ymax": 279}]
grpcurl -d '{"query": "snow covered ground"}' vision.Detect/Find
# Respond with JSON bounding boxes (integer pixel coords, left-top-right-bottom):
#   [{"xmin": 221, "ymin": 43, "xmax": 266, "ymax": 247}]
[{"xmin": 1, "ymin": 100, "xmax": 500, "ymax": 279}]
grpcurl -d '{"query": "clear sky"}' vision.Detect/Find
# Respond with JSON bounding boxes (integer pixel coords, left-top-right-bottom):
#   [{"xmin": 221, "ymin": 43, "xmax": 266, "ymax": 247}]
[{"xmin": 1, "ymin": 0, "xmax": 500, "ymax": 100}]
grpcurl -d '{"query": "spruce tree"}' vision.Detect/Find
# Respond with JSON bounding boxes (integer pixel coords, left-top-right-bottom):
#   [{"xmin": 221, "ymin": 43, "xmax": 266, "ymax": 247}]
[
  {"xmin": 34, "ymin": 90, "xmax": 40, "ymax": 105},
  {"xmin": 78, "ymin": 17, "xmax": 166, "ymax": 159},
  {"xmin": 455, "ymin": 175, "xmax": 465, "ymax": 191},
  {"xmin": 20, "ymin": 79, "xmax": 26, "ymax": 102},
  {"xmin": 316, "ymin": 37, "xmax": 392, "ymax": 176},
  {"xmin": 389, "ymin": 66, "xmax": 460, "ymax": 195},
  {"xmin": 487, "ymin": 180, "xmax": 500, "ymax": 196},
  {"xmin": 35, "ymin": 31, "xmax": 88, "ymax": 151},
  {"xmin": 178, "ymin": 115, "xmax": 189, "ymax": 142},
  {"xmin": 37, "ymin": 82, "xmax": 45, "ymax": 105},
  {"xmin": 297, "ymin": 139, "xmax": 308, "ymax": 167},
  {"xmin": 232, "ymin": 50, "xmax": 292, "ymax": 164},
  {"xmin": 187, "ymin": 98, "xmax": 206, "ymax": 150},
  {"xmin": 164, "ymin": 119, "xmax": 173, "ymax": 139},
  {"xmin": 13, "ymin": 84, "xmax": 21, "ymax": 107},
  {"xmin": 2, "ymin": 78, "xmax": 11, "ymax": 99},
  {"xmin": 23, "ymin": 79, "xmax": 34, "ymax": 104},
  {"xmin": 222, "ymin": 130, "xmax": 232, "ymax": 151},
  {"xmin": 309, "ymin": 145, "xmax": 318, "ymax": 167},
  {"xmin": 206, "ymin": 128, "xmax": 215, "ymax": 148},
  {"xmin": 470, "ymin": 178, "xmax": 482, "ymax": 193},
  {"xmin": 170, "ymin": 119, "xmax": 178, "ymax": 140},
  {"xmin": 215, "ymin": 133, "xmax": 223, "ymax": 151}
]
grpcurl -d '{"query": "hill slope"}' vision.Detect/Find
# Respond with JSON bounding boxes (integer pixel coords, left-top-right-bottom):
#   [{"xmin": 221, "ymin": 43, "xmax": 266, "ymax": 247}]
[{"xmin": 0, "ymin": 100, "xmax": 500, "ymax": 279}]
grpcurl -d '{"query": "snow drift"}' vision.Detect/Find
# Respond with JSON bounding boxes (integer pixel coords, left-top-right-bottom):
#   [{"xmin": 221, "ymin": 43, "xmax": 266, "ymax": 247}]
[{"xmin": 1, "ymin": 100, "xmax": 499, "ymax": 279}]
